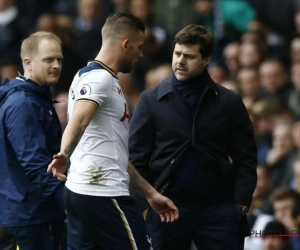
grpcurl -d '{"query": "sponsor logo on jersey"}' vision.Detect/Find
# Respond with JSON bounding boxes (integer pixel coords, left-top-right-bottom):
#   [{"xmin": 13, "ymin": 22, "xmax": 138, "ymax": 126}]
[
  {"xmin": 117, "ymin": 87, "xmax": 123, "ymax": 95},
  {"xmin": 80, "ymin": 84, "xmax": 91, "ymax": 95}
]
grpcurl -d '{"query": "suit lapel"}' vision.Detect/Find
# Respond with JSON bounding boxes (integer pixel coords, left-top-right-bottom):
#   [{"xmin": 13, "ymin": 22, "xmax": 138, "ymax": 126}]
[
  {"xmin": 168, "ymin": 86, "xmax": 191, "ymax": 130},
  {"xmin": 157, "ymin": 76, "xmax": 191, "ymax": 130}
]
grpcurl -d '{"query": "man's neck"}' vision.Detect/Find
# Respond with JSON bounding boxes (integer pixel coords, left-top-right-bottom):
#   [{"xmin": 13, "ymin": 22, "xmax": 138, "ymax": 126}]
[
  {"xmin": 23, "ymin": 72, "xmax": 43, "ymax": 85},
  {"xmin": 95, "ymin": 48, "xmax": 119, "ymax": 74}
]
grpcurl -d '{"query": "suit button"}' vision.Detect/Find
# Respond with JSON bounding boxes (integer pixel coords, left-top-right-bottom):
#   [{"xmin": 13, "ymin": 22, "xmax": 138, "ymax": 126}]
[{"xmin": 170, "ymin": 159, "xmax": 175, "ymax": 164}]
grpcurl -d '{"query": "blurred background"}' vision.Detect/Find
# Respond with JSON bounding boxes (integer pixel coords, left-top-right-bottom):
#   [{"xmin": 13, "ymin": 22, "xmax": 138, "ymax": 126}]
[{"xmin": 2, "ymin": 0, "xmax": 300, "ymax": 249}]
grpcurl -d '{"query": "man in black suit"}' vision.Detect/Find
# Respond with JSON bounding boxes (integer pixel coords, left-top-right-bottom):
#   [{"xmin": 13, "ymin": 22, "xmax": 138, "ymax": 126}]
[{"xmin": 129, "ymin": 24, "xmax": 257, "ymax": 250}]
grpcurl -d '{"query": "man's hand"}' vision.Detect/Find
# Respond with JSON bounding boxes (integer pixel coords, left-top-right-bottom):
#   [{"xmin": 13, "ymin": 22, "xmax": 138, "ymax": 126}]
[
  {"xmin": 47, "ymin": 152, "xmax": 68, "ymax": 181},
  {"xmin": 279, "ymin": 214, "xmax": 298, "ymax": 231},
  {"xmin": 127, "ymin": 162, "xmax": 179, "ymax": 223},
  {"xmin": 266, "ymin": 148, "xmax": 286, "ymax": 167},
  {"xmin": 147, "ymin": 192, "xmax": 179, "ymax": 223}
]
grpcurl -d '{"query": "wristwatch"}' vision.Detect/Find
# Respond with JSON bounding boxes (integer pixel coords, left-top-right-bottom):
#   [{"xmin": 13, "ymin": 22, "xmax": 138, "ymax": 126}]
[{"xmin": 236, "ymin": 203, "xmax": 248, "ymax": 217}]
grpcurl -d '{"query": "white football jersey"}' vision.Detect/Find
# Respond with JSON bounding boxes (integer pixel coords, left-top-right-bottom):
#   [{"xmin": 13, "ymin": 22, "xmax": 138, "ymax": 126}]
[{"xmin": 65, "ymin": 61, "xmax": 130, "ymax": 197}]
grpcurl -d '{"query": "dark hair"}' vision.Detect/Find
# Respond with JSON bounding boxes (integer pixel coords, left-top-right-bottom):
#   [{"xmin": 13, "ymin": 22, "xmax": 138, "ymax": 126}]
[
  {"xmin": 292, "ymin": 199, "xmax": 300, "ymax": 218},
  {"xmin": 270, "ymin": 187, "xmax": 300, "ymax": 204},
  {"xmin": 102, "ymin": 13, "xmax": 145, "ymax": 38},
  {"xmin": 0, "ymin": 56, "xmax": 19, "ymax": 68},
  {"xmin": 174, "ymin": 24, "xmax": 214, "ymax": 59},
  {"xmin": 263, "ymin": 221, "xmax": 286, "ymax": 237}
]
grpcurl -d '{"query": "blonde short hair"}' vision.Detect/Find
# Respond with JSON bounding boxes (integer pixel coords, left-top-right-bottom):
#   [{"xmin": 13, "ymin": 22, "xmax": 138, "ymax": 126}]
[{"xmin": 20, "ymin": 31, "xmax": 62, "ymax": 60}]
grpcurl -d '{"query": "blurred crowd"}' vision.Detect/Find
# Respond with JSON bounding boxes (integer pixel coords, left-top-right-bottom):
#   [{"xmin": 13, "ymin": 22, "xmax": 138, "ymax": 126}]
[{"xmin": 2, "ymin": 0, "xmax": 300, "ymax": 249}]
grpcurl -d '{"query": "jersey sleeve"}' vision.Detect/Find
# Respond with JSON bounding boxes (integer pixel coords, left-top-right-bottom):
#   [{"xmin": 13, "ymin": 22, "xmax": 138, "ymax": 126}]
[{"xmin": 75, "ymin": 70, "xmax": 113, "ymax": 107}]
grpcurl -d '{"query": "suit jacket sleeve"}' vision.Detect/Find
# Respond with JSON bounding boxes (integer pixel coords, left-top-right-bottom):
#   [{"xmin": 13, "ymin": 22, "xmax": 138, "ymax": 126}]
[
  {"xmin": 129, "ymin": 91, "xmax": 154, "ymax": 211},
  {"xmin": 229, "ymin": 95, "xmax": 257, "ymax": 208},
  {"xmin": 129, "ymin": 91, "xmax": 154, "ymax": 177}
]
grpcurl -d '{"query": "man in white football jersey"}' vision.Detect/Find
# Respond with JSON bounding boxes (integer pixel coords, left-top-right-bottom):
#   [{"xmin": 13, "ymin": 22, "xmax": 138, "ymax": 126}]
[{"xmin": 47, "ymin": 13, "xmax": 178, "ymax": 250}]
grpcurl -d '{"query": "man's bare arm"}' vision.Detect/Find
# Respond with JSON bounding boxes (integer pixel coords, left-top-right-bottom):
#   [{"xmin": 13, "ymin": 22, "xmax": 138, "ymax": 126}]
[
  {"xmin": 128, "ymin": 162, "xmax": 179, "ymax": 223},
  {"xmin": 61, "ymin": 101, "xmax": 98, "ymax": 157},
  {"xmin": 128, "ymin": 162, "xmax": 156, "ymax": 199}
]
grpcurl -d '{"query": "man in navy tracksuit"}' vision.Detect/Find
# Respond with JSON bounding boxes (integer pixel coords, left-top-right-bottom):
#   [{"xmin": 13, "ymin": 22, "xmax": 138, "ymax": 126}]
[
  {"xmin": 0, "ymin": 31, "xmax": 66, "ymax": 250},
  {"xmin": 129, "ymin": 25, "xmax": 257, "ymax": 250}
]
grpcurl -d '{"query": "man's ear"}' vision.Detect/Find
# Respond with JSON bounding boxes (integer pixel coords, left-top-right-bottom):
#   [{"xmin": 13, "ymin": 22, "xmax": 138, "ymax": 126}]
[
  {"xmin": 203, "ymin": 56, "xmax": 211, "ymax": 67},
  {"xmin": 23, "ymin": 57, "xmax": 32, "ymax": 71},
  {"xmin": 121, "ymin": 39, "xmax": 129, "ymax": 51}
]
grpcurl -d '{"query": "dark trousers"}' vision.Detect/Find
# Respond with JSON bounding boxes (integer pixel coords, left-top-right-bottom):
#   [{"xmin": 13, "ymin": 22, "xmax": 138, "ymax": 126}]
[
  {"xmin": 64, "ymin": 187, "xmax": 152, "ymax": 250},
  {"xmin": 145, "ymin": 199, "xmax": 240, "ymax": 250},
  {"xmin": 6, "ymin": 222, "xmax": 66, "ymax": 250}
]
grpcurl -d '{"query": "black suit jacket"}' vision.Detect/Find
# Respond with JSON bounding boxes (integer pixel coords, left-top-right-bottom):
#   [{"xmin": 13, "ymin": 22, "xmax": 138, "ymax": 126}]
[{"xmin": 129, "ymin": 75, "xmax": 257, "ymax": 233}]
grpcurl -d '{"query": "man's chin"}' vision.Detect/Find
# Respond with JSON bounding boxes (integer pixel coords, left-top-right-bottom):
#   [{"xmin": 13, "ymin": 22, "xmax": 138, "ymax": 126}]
[
  {"xmin": 120, "ymin": 66, "xmax": 132, "ymax": 74},
  {"xmin": 175, "ymin": 73, "xmax": 189, "ymax": 81},
  {"xmin": 47, "ymin": 80, "xmax": 58, "ymax": 85},
  {"xmin": 47, "ymin": 78, "xmax": 59, "ymax": 85}
]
